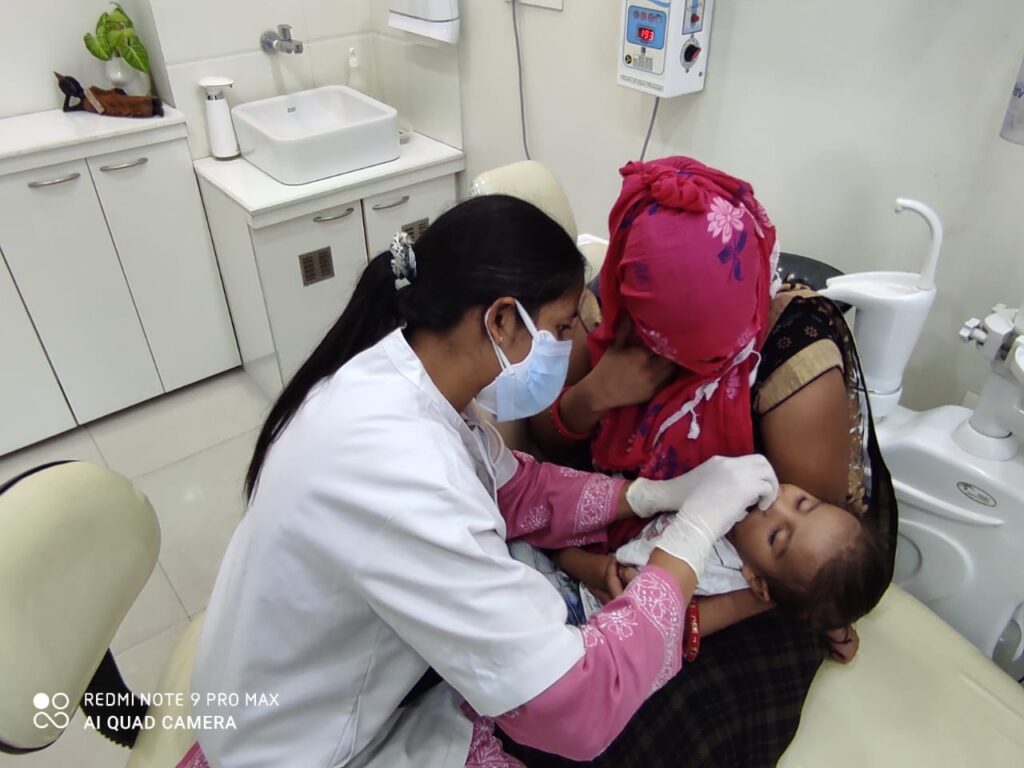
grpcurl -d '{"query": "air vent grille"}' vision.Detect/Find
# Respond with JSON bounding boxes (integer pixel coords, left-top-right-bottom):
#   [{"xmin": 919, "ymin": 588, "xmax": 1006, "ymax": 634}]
[
  {"xmin": 299, "ymin": 247, "xmax": 335, "ymax": 286},
  {"xmin": 401, "ymin": 218, "xmax": 430, "ymax": 242}
]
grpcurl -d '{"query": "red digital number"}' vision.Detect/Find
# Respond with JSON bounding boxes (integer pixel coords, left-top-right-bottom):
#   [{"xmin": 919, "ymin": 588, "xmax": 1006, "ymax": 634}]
[{"xmin": 639, "ymin": 26, "xmax": 655, "ymax": 42}]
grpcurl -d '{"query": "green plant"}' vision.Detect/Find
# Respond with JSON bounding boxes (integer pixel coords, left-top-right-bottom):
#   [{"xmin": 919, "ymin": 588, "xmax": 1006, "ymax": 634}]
[{"xmin": 84, "ymin": 2, "xmax": 150, "ymax": 73}]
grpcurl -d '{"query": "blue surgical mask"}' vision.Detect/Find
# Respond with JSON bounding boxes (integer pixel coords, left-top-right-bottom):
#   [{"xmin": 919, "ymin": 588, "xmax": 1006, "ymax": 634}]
[{"xmin": 476, "ymin": 301, "xmax": 572, "ymax": 422}]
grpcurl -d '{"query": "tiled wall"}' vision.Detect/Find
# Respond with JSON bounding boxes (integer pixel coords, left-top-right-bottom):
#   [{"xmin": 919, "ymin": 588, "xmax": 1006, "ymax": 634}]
[
  {"xmin": 1, "ymin": 0, "xmax": 462, "ymax": 159},
  {"xmin": 165, "ymin": 35, "xmax": 381, "ymax": 159},
  {"xmin": 149, "ymin": 0, "xmax": 461, "ymax": 159},
  {"xmin": 0, "ymin": 0, "xmax": 161, "ymax": 119},
  {"xmin": 150, "ymin": 0, "xmax": 374, "ymax": 66}
]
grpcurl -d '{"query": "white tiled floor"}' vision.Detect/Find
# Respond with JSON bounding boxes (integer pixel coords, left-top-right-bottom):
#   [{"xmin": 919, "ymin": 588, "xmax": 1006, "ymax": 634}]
[{"xmin": 0, "ymin": 370, "xmax": 270, "ymax": 768}]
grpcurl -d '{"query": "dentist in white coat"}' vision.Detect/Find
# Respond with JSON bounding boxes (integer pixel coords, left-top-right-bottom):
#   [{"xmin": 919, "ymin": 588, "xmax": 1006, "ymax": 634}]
[{"xmin": 190, "ymin": 195, "xmax": 778, "ymax": 768}]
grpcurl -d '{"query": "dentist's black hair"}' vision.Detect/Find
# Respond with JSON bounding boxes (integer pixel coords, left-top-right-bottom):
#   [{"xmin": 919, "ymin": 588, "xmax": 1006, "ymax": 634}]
[{"xmin": 245, "ymin": 194, "xmax": 585, "ymax": 498}]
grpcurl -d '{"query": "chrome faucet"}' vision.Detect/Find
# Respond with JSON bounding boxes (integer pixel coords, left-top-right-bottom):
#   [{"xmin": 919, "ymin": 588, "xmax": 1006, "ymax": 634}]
[{"xmin": 261, "ymin": 24, "xmax": 304, "ymax": 54}]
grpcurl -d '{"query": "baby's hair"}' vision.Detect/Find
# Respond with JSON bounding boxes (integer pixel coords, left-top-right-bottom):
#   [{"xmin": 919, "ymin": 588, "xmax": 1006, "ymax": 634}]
[{"xmin": 763, "ymin": 513, "xmax": 890, "ymax": 632}]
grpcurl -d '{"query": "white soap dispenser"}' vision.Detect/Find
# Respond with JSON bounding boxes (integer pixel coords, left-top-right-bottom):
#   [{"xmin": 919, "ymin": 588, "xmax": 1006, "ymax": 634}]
[
  {"xmin": 198, "ymin": 77, "xmax": 240, "ymax": 160},
  {"xmin": 347, "ymin": 48, "xmax": 370, "ymax": 95}
]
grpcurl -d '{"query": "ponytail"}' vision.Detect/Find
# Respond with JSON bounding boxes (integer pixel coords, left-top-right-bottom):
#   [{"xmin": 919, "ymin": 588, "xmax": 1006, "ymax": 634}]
[
  {"xmin": 244, "ymin": 194, "xmax": 584, "ymax": 498},
  {"xmin": 244, "ymin": 252, "xmax": 399, "ymax": 496}
]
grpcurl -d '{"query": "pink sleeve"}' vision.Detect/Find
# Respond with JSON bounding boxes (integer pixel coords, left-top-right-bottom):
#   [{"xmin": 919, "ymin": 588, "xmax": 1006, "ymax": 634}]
[
  {"xmin": 495, "ymin": 566, "xmax": 685, "ymax": 761},
  {"xmin": 497, "ymin": 451, "xmax": 626, "ymax": 549}
]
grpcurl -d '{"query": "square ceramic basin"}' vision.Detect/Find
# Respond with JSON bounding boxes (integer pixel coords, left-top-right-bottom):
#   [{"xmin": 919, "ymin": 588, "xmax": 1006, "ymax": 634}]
[{"xmin": 232, "ymin": 85, "xmax": 399, "ymax": 185}]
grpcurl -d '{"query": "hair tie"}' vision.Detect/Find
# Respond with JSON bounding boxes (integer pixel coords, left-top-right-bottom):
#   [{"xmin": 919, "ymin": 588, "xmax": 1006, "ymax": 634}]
[{"xmin": 390, "ymin": 231, "xmax": 417, "ymax": 289}]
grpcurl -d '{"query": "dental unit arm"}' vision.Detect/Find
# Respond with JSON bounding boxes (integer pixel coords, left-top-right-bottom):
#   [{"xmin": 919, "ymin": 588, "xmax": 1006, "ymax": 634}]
[{"xmin": 954, "ymin": 298, "xmax": 1024, "ymax": 460}]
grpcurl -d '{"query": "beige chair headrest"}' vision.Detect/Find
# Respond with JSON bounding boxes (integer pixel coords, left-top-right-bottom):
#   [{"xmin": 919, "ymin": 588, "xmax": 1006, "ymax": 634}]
[
  {"xmin": 0, "ymin": 462, "xmax": 159, "ymax": 750},
  {"xmin": 470, "ymin": 160, "xmax": 579, "ymax": 242}
]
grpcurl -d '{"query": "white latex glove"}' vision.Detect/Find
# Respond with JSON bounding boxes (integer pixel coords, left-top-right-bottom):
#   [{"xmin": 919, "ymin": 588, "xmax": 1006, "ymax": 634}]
[
  {"xmin": 626, "ymin": 454, "xmax": 779, "ymax": 519},
  {"xmin": 644, "ymin": 455, "xmax": 780, "ymax": 579}
]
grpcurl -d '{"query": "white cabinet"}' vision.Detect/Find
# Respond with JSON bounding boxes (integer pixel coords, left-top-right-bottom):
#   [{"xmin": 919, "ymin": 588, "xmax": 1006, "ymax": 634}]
[
  {"xmin": 0, "ymin": 107, "xmax": 240, "ymax": 455},
  {"xmin": 362, "ymin": 176, "xmax": 457, "ymax": 256},
  {"xmin": 252, "ymin": 200, "xmax": 368, "ymax": 382},
  {"xmin": 195, "ymin": 133, "xmax": 464, "ymax": 399},
  {"xmin": 0, "ymin": 253, "xmax": 75, "ymax": 454},
  {"xmin": 89, "ymin": 140, "xmax": 238, "ymax": 391},
  {"xmin": 0, "ymin": 159, "xmax": 163, "ymax": 423}
]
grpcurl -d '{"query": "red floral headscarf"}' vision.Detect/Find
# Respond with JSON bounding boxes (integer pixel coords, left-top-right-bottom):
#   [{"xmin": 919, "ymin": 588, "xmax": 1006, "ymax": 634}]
[{"xmin": 589, "ymin": 157, "xmax": 778, "ymax": 545}]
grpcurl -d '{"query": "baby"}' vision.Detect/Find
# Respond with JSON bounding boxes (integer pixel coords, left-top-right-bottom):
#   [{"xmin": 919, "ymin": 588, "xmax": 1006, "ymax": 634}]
[{"xmin": 563, "ymin": 484, "xmax": 890, "ymax": 633}]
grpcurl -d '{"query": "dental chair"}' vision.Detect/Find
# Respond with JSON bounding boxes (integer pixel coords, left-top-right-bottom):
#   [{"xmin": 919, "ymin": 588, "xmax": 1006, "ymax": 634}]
[
  {"xmin": 0, "ymin": 462, "xmax": 202, "ymax": 767},
  {"xmin": 471, "ymin": 161, "xmax": 1024, "ymax": 766}
]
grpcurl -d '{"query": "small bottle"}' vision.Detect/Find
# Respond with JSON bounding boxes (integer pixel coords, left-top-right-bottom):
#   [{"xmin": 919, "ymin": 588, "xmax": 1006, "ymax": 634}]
[{"xmin": 347, "ymin": 48, "xmax": 370, "ymax": 95}]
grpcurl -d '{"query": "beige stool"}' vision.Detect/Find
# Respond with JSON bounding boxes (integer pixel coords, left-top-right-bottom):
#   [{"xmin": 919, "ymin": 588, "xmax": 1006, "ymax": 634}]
[{"xmin": 0, "ymin": 462, "xmax": 202, "ymax": 767}]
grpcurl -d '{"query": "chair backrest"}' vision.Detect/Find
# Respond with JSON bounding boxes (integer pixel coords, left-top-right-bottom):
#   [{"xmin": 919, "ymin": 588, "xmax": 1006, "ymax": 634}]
[
  {"xmin": 470, "ymin": 160, "xmax": 579, "ymax": 243},
  {"xmin": 0, "ymin": 462, "xmax": 159, "ymax": 751}
]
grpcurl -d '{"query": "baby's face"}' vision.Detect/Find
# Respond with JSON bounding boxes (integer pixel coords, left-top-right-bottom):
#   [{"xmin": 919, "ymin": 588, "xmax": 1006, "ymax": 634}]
[{"xmin": 730, "ymin": 484, "xmax": 859, "ymax": 590}]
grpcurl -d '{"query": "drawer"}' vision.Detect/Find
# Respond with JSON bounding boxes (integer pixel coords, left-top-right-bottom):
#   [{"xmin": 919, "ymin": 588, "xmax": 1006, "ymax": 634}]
[
  {"xmin": 361, "ymin": 175, "xmax": 458, "ymax": 256},
  {"xmin": 251, "ymin": 200, "xmax": 368, "ymax": 382}
]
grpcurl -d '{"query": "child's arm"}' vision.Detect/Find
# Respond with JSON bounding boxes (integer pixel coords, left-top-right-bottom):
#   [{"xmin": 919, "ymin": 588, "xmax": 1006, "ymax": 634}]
[
  {"xmin": 552, "ymin": 547, "xmax": 624, "ymax": 604},
  {"xmin": 696, "ymin": 589, "xmax": 773, "ymax": 635}
]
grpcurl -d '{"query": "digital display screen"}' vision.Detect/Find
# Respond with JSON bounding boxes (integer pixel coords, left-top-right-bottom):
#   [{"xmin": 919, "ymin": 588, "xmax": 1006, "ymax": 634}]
[{"xmin": 638, "ymin": 26, "xmax": 655, "ymax": 42}]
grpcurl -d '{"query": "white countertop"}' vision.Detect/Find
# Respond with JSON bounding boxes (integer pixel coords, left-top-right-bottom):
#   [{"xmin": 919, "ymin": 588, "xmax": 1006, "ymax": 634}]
[
  {"xmin": 0, "ymin": 106, "xmax": 186, "ymax": 162},
  {"xmin": 194, "ymin": 132, "xmax": 464, "ymax": 218}
]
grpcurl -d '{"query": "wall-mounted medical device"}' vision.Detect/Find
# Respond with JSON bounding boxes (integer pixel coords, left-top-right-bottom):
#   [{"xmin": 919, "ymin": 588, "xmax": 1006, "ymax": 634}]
[{"xmin": 618, "ymin": 0, "xmax": 715, "ymax": 97}]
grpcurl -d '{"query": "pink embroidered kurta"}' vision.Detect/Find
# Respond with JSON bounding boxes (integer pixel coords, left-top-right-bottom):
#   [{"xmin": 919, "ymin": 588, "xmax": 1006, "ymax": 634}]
[
  {"xmin": 497, "ymin": 451, "xmax": 624, "ymax": 549},
  {"xmin": 465, "ymin": 567, "xmax": 684, "ymax": 764},
  {"xmin": 462, "ymin": 452, "xmax": 686, "ymax": 763}
]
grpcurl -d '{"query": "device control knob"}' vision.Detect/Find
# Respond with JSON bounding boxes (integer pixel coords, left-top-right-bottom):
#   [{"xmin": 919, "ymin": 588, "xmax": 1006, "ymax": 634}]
[
  {"xmin": 959, "ymin": 317, "xmax": 987, "ymax": 345},
  {"xmin": 683, "ymin": 43, "xmax": 701, "ymax": 64}
]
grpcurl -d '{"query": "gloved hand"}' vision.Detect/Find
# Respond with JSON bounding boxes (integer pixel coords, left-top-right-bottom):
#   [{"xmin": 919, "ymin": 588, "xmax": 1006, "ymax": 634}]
[
  {"xmin": 644, "ymin": 455, "xmax": 779, "ymax": 580},
  {"xmin": 626, "ymin": 454, "xmax": 779, "ymax": 519}
]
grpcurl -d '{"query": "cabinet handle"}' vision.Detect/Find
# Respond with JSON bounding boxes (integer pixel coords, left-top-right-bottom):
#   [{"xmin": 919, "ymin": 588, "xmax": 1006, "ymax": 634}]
[
  {"xmin": 371, "ymin": 195, "xmax": 410, "ymax": 211},
  {"xmin": 313, "ymin": 207, "xmax": 355, "ymax": 223},
  {"xmin": 27, "ymin": 172, "xmax": 80, "ymax": 188},
  {"xmin": 99, "ymin": 157, "xmax": 149, "ymax": 172}
]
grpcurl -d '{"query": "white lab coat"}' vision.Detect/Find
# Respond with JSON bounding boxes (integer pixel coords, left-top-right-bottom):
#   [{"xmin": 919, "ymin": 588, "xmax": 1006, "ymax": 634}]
[{"xmin": 191, "ymin": 329, "xmax": 585, "ymax": 768}]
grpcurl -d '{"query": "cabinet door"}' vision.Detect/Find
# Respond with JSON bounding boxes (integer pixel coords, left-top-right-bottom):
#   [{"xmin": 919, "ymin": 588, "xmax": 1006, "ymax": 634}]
[
  {"xmin": 0, "ymin": 252, "xmax": 76, "ymax": 455},
  {"xmin": 0, "ymin": 160, "xmax": 162, "ymax": 423},
  {"xmin": 251, "ymin": 201, "xmax": 368, "ymax": 382},
  {"xmin": 89, "ymin": 140, "xmax": 240, "ymax": 392},
  {"xmin": 362, "ymin": 175, "xmax": 458, "ymax": 256}
]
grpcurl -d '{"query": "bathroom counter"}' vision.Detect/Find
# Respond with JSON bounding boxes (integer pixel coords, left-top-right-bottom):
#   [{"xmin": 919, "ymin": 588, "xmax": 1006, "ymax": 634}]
[
  {"xmin": 0, "ymin": 106, "xmax": 187, "ymax": 176},
  {"xmin": 194, "ymin": 132, "xmax": 464, "ymax": 228}
]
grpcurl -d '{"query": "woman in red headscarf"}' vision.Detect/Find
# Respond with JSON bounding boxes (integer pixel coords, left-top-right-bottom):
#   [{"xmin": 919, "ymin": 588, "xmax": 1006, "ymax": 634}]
[{"xmin": 513, "ymin": 157, "xmax": 896, "ymax": 767}]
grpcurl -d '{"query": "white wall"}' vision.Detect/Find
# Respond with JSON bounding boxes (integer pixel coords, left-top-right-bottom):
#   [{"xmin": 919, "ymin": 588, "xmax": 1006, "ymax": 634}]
[
  {"xmin": 457, "ymin": 0, "xmax": 1024, "ymax": 409},
  {"xmin": 0, "ymin": 0, "xmax": 162, "ymax": 119}
]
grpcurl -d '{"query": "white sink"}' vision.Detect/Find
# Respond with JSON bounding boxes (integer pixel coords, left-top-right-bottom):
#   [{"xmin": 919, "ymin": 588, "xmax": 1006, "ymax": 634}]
[{"xmin": 232, "ymin": 85, "xmax": 399, "ymax": 185}]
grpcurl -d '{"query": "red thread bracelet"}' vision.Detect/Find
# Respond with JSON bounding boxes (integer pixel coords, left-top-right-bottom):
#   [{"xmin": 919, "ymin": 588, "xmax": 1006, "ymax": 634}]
[
  {"xmin": 550, "ymin": 386, "xmax": 595, "ymax": 441},
  {"xmin": 684, "ymin": 598, "xmax": 701, "ymax": 662}
]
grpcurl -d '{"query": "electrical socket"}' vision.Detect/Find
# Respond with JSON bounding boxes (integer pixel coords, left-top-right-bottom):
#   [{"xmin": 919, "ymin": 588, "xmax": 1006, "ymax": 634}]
[{"xmin": 505, "ymin": 0, "xmax": 564, "ymax": 10}]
